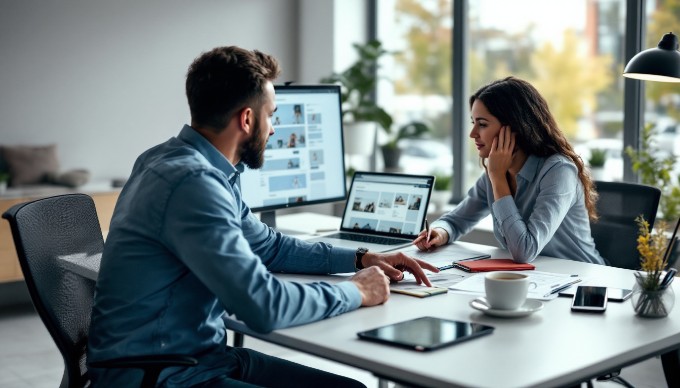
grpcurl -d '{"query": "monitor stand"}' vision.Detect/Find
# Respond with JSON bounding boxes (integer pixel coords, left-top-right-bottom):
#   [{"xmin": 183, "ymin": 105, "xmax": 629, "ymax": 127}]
[{"xmin": 258, "ymin": 210, "xmax": 314, "ymax": 236}]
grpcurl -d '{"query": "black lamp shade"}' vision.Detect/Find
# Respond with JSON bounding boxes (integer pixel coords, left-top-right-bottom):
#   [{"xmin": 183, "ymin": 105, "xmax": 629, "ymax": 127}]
[{"xmin": 623, "ymin": 32, "xmax": 680, "ymax": 82}]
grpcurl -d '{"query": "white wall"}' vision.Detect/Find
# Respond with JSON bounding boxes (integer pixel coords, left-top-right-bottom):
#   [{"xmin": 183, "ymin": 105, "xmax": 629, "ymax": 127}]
[
  {"xmin": 297, "ymin": 0, "xmax": 367, "ymax": 83},
  {"xmin": 0, "ymin": 0, "xmax": 369, "ymax": 185},
  {"xmin": 0, "ymin": 0, "xmax": 300, "ymax": 182}
]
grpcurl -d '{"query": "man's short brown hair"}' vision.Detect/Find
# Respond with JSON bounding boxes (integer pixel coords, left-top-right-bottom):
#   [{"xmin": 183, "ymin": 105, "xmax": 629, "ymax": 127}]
[{"xmin": 186, "ymin": 46, "xmax": 281, "ymax": 131}]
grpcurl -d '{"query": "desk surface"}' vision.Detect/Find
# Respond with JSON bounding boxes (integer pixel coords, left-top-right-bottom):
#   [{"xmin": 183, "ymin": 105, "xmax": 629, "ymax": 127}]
[
  {"xmin": 225, "ymin": 243, "xmax": 680, "ymax": 388},
  {"xmin": 60, "ymin": 213, "xmax": 680, "ymax": 388}
]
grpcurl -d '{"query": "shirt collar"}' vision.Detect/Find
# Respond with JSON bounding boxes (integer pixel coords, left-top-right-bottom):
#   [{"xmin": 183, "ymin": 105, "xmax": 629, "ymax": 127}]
[
  {"xmin": 517, "ymin": 154, "xmax": 541, "ymax": 183},
  {"xmin": 177, "ymin": 124, "xmax": 244, "ymax": 184}
]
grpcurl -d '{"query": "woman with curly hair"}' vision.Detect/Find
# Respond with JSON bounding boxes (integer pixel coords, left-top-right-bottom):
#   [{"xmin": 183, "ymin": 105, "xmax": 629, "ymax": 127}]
[{"xmin": 415, "ymin": 76, "xmax": 603, "ymax": 264}]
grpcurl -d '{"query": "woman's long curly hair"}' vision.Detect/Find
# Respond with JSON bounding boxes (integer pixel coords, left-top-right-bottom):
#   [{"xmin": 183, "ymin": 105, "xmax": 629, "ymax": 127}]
[{"xmin": 470, "ymin": 76, "xmax": 598, "ymax": 220}]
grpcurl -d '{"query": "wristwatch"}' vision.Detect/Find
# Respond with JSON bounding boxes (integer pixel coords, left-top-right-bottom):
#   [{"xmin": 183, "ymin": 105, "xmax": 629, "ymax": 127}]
[{"xmin": 355, "ymin": 247, "xmax": 368, "ymax": 270}]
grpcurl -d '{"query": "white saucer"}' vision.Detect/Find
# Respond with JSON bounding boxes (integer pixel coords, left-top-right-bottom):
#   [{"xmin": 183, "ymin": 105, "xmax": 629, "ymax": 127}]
[{"xmin": 469, "ymin": 297, "xmax": 544, "ymax": 318}]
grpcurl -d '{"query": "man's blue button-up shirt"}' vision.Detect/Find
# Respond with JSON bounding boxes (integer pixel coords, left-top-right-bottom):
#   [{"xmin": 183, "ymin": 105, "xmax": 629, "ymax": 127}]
[{"xmin": 88, "ymin": 125, "xmax": 361, "ymax": 386}]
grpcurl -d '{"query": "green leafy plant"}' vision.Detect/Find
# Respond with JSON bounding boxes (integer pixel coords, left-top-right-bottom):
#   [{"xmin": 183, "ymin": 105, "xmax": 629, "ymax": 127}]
[
  {"xmin": 433, "ymin": 172, "xmax": 452, "ymax": 191},
  {"xmin": 625, "ymin": 123, "xmax": 680, "ymax": 221},
  {"xmin": 320, "ymin": 40, "xmax": 431, "ymax": 151},
  {"xmin": 321, "ymin": 40, "xmax": 392, "ymax": 131},
  {"xmin": 588, "ymin": 148, "xmax": 607, "ymax": 168},
  {"xmin": 0, "ymin": 171, "xmax": 9, "ymax": 183}
]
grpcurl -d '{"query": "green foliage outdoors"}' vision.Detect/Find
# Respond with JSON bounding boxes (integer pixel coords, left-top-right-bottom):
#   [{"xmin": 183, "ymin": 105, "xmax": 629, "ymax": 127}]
[
  {"xmin": 625, "ymin": 124, "xmax": 680, "ymax": 221},
  {"xmin": 394, "ymin": 0, "xmax": 614, "ymax": 139},
  {"xmin": 529, "ymin": 30, "xmax": 613, "ymax": 138},
  {"xmin": 321, "ymin": 40, "xmax": 431, "ymax": 150},
  {"xmin": 588, "ymin": 148, "xmax": 607, "ymax": 168}
]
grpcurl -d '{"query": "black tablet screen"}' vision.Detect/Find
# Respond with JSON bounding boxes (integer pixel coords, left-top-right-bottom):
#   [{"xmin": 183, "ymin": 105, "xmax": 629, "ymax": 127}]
[{"xmin": 357, "ymin": 316, "xmax": 494, "ymax": 351}]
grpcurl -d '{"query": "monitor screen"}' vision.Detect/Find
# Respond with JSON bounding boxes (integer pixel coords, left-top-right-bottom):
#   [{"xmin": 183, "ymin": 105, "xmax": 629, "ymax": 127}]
[{"xmin": 240, "ymin": 85, "xmax": 347, "ymax": 220}]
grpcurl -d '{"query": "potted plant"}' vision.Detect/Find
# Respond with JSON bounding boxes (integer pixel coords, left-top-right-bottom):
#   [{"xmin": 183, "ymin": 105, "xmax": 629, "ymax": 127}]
[
  {"xmin": 625, "ymin": 124, "xmax": 680, "ymax": 222},
  {"xmin": 631, "ymin": 215, "xmax": 676, "ymax": 318},
  {"xmin": 625, "ymin": 123, "xmax": 680, "ymax": 269},
  {"xmin": 321, "ymin": 40, "xmax": 430, "ymax": 170},
  {"xmin": 380, "ymin": 122, "xmax": 431, "ymax": 170},
  {"xmin": 588, "ymin": 148, "xmax": 607, "ymax": 180},
  {"xmin": 430, "ymin": 171, "xmax": 452, "ymax": 210}
]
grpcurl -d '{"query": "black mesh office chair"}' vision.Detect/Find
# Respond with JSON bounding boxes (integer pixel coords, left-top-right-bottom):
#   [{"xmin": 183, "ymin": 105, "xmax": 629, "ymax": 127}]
[
  {"xmin": 589, "ymin": 181, "xmax": 677, "ymax": 388},
  {"xmin": 590, "ymin": 181, "xmax": 661, "ymax": 270},
  {"xmin": 2, "ymin": 194, "xmax": 197, "ymax": 388}
]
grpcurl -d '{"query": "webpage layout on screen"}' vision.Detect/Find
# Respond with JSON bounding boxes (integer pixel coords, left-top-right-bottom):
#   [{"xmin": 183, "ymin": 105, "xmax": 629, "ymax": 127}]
[
  {"xmin": 341, "ymin": 173, "xmax": 432, "ymax": 237},
  {"xmin": 240, "ymin": 86, "xmax": 346, "ymax": 210}
]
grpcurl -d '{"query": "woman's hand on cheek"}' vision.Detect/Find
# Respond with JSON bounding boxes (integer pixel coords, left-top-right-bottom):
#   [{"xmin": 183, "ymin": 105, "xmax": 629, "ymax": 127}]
[{"xmin": 487, "ymin": 127, "xmax": 513, "ymax": 179}]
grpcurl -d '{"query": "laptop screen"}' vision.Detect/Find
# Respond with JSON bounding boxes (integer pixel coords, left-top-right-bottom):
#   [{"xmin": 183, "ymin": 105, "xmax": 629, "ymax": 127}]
[{"xmin": 340, "ymin": 172, "xmax": 434, "ymax": 238}]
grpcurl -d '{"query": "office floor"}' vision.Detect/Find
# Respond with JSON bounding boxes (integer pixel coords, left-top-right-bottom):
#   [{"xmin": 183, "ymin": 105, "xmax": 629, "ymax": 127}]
[{"xmin": 0, "ymin": 303, "xmax": 669, "ymax": 388}]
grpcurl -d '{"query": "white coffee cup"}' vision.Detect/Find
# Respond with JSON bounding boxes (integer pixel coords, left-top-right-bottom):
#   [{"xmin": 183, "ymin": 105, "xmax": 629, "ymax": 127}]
[{"xmin": 484, "ymin": 272, "xmax": 532, "ymax": 310}]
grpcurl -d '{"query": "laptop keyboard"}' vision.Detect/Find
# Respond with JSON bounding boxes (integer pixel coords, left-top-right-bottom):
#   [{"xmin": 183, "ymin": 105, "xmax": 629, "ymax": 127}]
[{"xmin": 325, "ymin": 232, "xmax": 409, "ymax": 245}]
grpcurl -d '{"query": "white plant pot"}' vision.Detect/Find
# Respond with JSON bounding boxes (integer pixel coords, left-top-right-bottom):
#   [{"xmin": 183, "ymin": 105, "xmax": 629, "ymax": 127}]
[
  {"xmin": 590, "ymin": 166, "xmax": 605, "ymax": 181},
  {"xmin": 343, "ymin": 122, "xmax": 377, "ymax": 156},
  {"xmin": 0, "ymin": 181, "xmax": 6, "ymax": 195},
  {"xmin": 430, "ymin": 190, "xmax": 451, "ymax": 211}
]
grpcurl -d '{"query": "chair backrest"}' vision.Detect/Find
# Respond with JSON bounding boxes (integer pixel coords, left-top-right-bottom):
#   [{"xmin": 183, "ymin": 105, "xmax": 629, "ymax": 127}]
[
  {"xmin": 591, "ymin": 181, "xmax": 661, "ymax": 270},
  {"xmin": 2, "ymin": 194, "xmax": 104, "ymax": 388}
]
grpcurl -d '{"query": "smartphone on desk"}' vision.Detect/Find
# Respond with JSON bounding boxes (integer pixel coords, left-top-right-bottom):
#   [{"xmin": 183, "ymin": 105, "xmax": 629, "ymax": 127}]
[
  {"xmin": 560, "ymin": 286, "xmax": 632, "ymax": 302},
  {"xmin": 571, "ymin": 286, "xmax": 608, "ymax": 312}
]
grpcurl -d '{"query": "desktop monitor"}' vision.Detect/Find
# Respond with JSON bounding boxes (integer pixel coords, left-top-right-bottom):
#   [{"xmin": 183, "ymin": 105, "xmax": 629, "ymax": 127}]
[{"xmin": 240, "ymin": 84, "xmax": 347, "ymax": 227}]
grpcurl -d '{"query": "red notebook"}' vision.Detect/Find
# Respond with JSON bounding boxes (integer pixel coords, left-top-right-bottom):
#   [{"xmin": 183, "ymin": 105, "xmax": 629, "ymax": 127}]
[{"xmin": 452, "ymin": 259, "xmax": 535, "ymax": 273}]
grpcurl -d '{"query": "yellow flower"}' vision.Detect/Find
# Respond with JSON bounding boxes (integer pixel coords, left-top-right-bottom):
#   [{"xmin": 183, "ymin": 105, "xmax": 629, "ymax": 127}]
[{"xmin": 635, "ymin": 216, "xmax": 669, "ymax": 290}]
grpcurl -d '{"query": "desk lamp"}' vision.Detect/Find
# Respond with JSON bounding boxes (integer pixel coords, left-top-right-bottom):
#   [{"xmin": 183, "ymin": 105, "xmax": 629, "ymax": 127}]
[
  {"xmin": 623, "ymin": 30, "xmax": 680, "ymax": 254},
  {"xmin": 615, "ymin": 30, "xmax": 680, "ymax": 386},
  {"xmin": 623, "ymin": 32, "xmax": 680, "ymax": 82}
]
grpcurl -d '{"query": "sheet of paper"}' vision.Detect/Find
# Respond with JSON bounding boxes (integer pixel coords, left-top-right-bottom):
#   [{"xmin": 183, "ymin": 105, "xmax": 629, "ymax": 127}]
[
  {"xmin": 389, "ymin": 271, "xmax": 463, "ymax": 297},
  {"xmin": 448, "ymin": 271, "xmax": 583, "ymax": 301},
  {"xmin": 397, "ymin": 270, "xmax": 466, "ymax": 288},
  {"xmin": 399, "ymin": 243, "xmax": 490, "ymax": 268}
]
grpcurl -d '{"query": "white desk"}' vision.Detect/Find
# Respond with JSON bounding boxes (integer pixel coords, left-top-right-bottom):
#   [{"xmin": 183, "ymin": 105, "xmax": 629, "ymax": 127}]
[
  {"xmin": 58, "ymin": 214, "xmax": 680, "ymax": 387},
  {"xmin": 221, "ymin": 244, "xmax": 680, "ymax": 388}
]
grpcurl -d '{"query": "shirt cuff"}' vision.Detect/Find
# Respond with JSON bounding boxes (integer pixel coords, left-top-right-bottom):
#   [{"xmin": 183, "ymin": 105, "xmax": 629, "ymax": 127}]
[
  {"xmin": 335, "ymin": 281, "xmax": 363, "ymax": 311},
  {"xmin": 328, "ymin": 246, "xmax": 360, "ymax": 274},
  {"xmin": 431, "ymin": 221, "xmax": 455, "ymax": 244}
]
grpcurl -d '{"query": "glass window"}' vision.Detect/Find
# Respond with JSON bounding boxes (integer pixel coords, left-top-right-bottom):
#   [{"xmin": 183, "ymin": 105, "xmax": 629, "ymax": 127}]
[
  {"xmin": 469, "ymin": 0, "xmax": 625, "ymax": 185},
  {"xmin": 640, "ymin": 0, "xmax": 680, "ymax": 219},
  {"xmin": 643, "ymin": 0, "xmax": 680, "ymax": 172},
  {"xmin": 377, "ymin": 0, "xmax": 628, "ymax": 191},
  {"xmin": 376, "ymin": 0, "xmax": 453, "ymax": 180}
]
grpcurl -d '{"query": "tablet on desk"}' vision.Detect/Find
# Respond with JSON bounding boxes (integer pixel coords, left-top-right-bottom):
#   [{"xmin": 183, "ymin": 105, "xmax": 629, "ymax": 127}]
[{"xmin": 357, "ymin": 316, "xmax": 494, "ymax": 352}]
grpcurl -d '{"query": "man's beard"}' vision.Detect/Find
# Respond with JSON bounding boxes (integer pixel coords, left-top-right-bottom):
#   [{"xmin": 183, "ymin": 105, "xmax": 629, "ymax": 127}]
[{"xmin": 240, "ymin": 115, "xmax": 267, "ymax": 169}]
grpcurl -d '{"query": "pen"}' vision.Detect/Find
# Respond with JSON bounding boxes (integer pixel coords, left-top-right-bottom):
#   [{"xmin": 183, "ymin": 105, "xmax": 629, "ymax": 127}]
[
  {"xmin": 543, "ymin": 278, "xmax": 582, "ymax": 297},
  {"xmin": 425, "ymin": 218, "xmax": 431, "ymax": 244}
]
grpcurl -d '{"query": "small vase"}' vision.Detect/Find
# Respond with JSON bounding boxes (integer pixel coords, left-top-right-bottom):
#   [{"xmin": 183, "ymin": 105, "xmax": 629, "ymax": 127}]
[{"xmin": 631, "ymin": 274, "xmax": 675, "ymax": 318}]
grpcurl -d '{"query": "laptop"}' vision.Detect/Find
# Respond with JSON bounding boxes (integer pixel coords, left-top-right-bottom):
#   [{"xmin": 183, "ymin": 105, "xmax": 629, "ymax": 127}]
[{"xmin": 306, "ymin": 171, "xmax": 434, "ymax": 252}]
